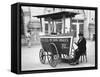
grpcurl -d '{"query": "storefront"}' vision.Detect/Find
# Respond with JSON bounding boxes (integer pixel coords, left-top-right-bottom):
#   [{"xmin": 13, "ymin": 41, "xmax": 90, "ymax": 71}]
[{"xmin": 28, "ymin": 21, "xmax": 41, "ymax": 43}]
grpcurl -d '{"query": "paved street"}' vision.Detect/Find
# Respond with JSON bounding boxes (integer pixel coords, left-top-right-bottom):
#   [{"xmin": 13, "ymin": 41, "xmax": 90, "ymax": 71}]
[{"xmin": 21, "ymin": 40, "xmax": 95, "ymax": 71}]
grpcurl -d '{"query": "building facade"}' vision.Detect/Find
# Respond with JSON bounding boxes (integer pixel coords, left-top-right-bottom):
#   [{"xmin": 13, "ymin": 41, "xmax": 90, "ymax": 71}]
[{"xmin": 21, "ymin": 7, "xmax": 95, "ymax": 42}]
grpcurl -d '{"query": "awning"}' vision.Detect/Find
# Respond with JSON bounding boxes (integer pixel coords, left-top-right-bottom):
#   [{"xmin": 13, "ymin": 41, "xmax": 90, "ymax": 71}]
[{"xmin": 33, "ymin": 11, "xmax": 79, "ymax": 19}]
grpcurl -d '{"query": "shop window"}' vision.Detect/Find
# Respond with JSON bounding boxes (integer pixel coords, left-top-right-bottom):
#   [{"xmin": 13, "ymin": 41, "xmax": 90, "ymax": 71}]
[
  {"xmin": 56, "ymin": 23, "xmax": 62, "ymax": 34},
  {"xmin": 71, "ymin": 24, "xmax": 77, "ymax": 37},
  {"xmin": 45, "ymin": 24, "xmax": 48, "ymax": 34},
  {"xmin": 78, "ymin": 20, "xmax": 84, "ymax": 23},
  {"xmin": 79, "ymin": 24, "xmax": 84, "ymax": 34},
  {"xmin": 72, "ymin": 19, "xmax": 77, "ymax": 22}
]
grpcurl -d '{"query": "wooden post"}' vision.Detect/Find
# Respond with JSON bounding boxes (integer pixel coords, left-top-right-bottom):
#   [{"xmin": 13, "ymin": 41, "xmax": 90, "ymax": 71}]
[
  {"xmin": 48, "ymin": 18, "xmax": 51, "ymax": 34},
  {"xmin": 54, "ymin": 20, "xmax": 56, "ymax": 33},
  {"xmin": 52, "ymin": 20, "xmax": 56, "ymax": 33},
  {"xmin": 70, "ymin": 17, "xmax": 72, "ymax": 33},
  {"xmin": 40, "ymin": 18, "xmax": 42, "ymax": 32},
  {"xmin": 41, "ymin": 18, "xmax": 45, "ymax": 34},
  {"xmin": 77, "ymin": 20, "xmax": 79, "ymax": 38},
  {"xmin": 62, "ymin": 15, "xmax": 66, "ymax": 34}
]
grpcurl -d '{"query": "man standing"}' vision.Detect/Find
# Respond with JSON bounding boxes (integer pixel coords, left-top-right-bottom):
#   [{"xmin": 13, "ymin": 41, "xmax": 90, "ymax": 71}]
[
  {"xmin": 74, "ymin": 33, "xmax": 86, "ymax": 63},
  {"xmin": 69, "ymin": 33, "xmax": 86, "ymax": 65},
  {"xmin": 26, "ymin": 30, "xmax": 32, "ymax": 48}
]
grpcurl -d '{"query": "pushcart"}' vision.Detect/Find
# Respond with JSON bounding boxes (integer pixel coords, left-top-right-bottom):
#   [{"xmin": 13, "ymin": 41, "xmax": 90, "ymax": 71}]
[
  {"xmin": 34, "ymin": 11, "xmax": 79, "ymax": 67},
  {"xmin": 39, "ymin": 35, "xmax": 74, "ymax": 67}
]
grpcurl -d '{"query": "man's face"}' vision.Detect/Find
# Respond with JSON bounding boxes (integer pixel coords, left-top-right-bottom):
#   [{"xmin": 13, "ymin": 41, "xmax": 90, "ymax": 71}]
[{"xmin": 79, "ymin": 36, "xmax": 83, "ymax": 39}]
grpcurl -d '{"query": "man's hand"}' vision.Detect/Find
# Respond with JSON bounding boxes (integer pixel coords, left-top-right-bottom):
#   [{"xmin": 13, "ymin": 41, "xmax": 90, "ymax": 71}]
[{"xmin": 74, "ymin": 42, "xmax": 77, "ymax": 45}]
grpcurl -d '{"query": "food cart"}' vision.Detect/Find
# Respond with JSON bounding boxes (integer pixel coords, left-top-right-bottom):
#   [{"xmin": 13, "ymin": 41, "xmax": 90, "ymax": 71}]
[{"xmin": 34, "ymin": 11, "xmax": 79, "ymax": 67}]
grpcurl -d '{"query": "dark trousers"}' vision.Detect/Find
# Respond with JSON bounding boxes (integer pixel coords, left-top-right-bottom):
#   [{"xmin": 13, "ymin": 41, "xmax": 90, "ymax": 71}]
[{"xmin": 68, "ymin": 49, "xmax": 81, "ymax": 63}]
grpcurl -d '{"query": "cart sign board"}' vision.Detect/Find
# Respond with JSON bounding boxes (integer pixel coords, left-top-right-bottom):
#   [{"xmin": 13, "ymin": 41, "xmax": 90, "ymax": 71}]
[
  {"xmin": 40, "ymin": 36, "xmax": 73, "ymax": 57},
  {"xmin": 11, "ymin": 2, "xmax": 98, "ymax": 74}
]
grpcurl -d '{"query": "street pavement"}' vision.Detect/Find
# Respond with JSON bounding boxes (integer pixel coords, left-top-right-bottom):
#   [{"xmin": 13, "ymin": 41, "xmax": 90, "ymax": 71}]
[{"xmin": 21, "ymin": 40, "xmax": 95, "ymax": 71}]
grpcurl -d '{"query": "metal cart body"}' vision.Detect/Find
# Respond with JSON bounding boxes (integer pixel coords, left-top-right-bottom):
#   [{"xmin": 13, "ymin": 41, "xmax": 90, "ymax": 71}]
[{"xmin": 39, "ymin": 35, "xmax": 74, "ymax": 67}]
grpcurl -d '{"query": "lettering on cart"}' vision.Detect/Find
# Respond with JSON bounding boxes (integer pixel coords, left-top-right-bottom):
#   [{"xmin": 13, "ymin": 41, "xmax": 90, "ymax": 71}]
[
  {"xmin": 41, "ymin": 38, "xmax": 70, "ymax": 42},
  {"xmin": 61, "ymin": 54, "xmax": 69, "ymax": 59},
  {"xmin": 61, "ymin": 44, "xmax": 69, "ymax": 49},
  {"xmin": 49, "ymin": 38, "xmax": 58, "ymax": 42},
  {"xmin": 59, "ymin": 38, "xmax": 69, "ymax": 42}
]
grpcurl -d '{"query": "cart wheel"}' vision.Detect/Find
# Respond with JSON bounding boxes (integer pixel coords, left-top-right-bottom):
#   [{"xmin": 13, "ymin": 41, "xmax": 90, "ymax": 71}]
[
  {"xmin": 47, "ymin": 43, "xmax": 59, "ymax": 67},
  {"xmin": 39, "ymin": 49, "xmax": 46, "ymax": 64}
]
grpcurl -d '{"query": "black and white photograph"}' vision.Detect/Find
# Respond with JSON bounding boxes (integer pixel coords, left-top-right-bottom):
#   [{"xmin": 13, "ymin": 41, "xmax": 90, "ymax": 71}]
[{"xmin": 20, "ymin": 5, "xmax": 97, "ymax": 71}]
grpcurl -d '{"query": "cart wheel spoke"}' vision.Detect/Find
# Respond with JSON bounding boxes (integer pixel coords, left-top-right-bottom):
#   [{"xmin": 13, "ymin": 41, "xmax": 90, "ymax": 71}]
[
  {"xmin": 47, "ymin": 45, "xmax": 59, "ymax": 67},
  {"xmin": 51, "ymin": 60, "xmax": 58, "ymax": 67},
  {"xmin": 48, "ymin": 55, "xmax": 58, "ymax": 67},
  {"xmin": 39, "ymin": 49, "xmax": 46, "ymax": 64}
]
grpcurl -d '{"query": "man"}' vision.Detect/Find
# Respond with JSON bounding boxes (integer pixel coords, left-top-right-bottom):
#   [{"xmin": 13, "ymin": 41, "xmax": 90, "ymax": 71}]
[
  {"xmin": 26, "ymin": 30, "xmax": 32, "ymax": 48},
  {"xmin": 69, "ymin": 33, "xmax": 86, "ymax": 65}
]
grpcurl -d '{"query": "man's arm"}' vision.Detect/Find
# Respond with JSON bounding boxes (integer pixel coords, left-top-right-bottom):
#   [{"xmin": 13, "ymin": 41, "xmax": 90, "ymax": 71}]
[{"xmin": 74, "ymin": 42, "xmax": 78, "ymax": 45}]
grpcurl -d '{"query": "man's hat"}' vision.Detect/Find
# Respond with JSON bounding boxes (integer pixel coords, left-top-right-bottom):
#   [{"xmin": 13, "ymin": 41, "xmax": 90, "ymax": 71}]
[{"xmin": 78, "ymin": 33, "xmax": 83, "ymax": 36}]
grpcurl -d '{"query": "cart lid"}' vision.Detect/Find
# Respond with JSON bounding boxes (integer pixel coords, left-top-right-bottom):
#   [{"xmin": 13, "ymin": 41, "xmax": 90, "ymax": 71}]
[{"xmin": 33, "ymin": 11, "xmax": 79, "ymax": 19}]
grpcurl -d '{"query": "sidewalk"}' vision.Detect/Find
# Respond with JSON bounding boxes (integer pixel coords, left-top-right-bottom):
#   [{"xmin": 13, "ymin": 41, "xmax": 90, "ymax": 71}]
[{"xmin": 21, "ymin": 40, "xmax": 95, "ymax": 71}]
